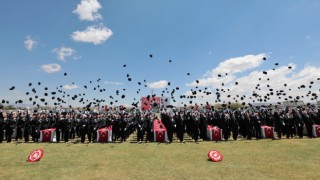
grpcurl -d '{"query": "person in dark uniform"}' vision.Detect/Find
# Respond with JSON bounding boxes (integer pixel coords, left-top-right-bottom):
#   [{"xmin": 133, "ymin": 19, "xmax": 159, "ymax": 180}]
[
  {"xmin": 5, "ymin": 113, "xmax": 14, "ymax": 143},
  {"xmin": 31, "ymin": 112, "xmax": 40, "ymax": 143},
  {"xmin": 136, "ymin": 113, "xmax": 145, "ymax": 143},
  {"xmin": 273, "ymin": 111, "xmax": 283, "ymax": 139},
  {"xmin": 0, "ymin": 112, "xmax": 4, "ymax": 143},
  {"xmin": 79, "ymin": 114, "xmax": 88, "ymax": 143},
  {"xmin": 253, "ymin": 112, "xmax": 262, "ymax": 140},
  {"xmin": 61, "ymin": 112, "xmax": 70, "ymax": 143},
  {"xmin": 54, "ymin": 112, "xmax": 61, "ymax": 143},
  {"xmin": 15, "ymin": 112, "xmax": 24, "ymax": 142},
  {"xmin": 23, "ymin": 111, "xmax": 31, "ymax": 143}
]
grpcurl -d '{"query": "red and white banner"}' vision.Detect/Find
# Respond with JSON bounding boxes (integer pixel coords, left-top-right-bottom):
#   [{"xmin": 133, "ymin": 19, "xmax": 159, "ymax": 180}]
[
  {"xmin": 208, "ymin": 149, "xmax": 223, "ymax": 162},
  {"xmin": 312, "ymin": 125, "xmax": 320, "ymax": 137},
  {"xmin": 261, "ymin": 126, "xmax": 274, "ymax": 138},
  {"xmin": 39, "ymin": 128, "xmax": 56, "ymax": 142},
  {"xmin": 207, "ymin": 125, "xmax": 224, "ymax": 141},
  {"xmin": 27, "ymin": 149, "xmax": 44, "ymax": 162},
  {"xmin": 153, "ymin": 119, "xmax": 168, "ymax": 142},
  {"xmin": 96, "ymin": 126, "xmax": 112, "ymax": 143}
]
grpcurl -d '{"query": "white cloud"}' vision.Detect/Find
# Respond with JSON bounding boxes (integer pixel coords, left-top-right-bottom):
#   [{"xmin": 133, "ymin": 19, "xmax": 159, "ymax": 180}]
[
  {"xmin": 71, "ymin": 24, "xmax": 113, "ymax": 45},
  {"xmin": 52, "ymin": 47, "xmax": 76, "ymax": 61},
  {"xmin": 24, "ymin": 36, "xmax": 37, "ymax": 51},
  {"xmin": 104, "ymin": 81, "xmax": 123, "ymax": 85},
  {"xmin": 187, "ymin": 53, "xmax": 267, "ymax": 87},
  {"xmin": 185, "ymin": 53, "xmax": 320, "ymax": 106},
  {"xmin": 40, "ymin": 64, "xmax": 61, "ymax": 73},
  {"xmin": 63, "ymin": 84, "xmax": 79, "ymax": 90},
  {"xmin": 73, "ymin": 0, "xmax": 102, "ymax": 21},
  {"xmin": 148, "ymin": 80, "xmax": 168, "ymax": 89}
]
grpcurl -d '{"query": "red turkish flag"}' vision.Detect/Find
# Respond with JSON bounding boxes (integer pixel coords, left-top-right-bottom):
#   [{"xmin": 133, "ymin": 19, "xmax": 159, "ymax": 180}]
[
  {"xmin": 153, "ymin": 119, "xmax": 168, "ymax": 142},
  {"xmin": 39, "ymin": 128, "xmax": 56, "ymax": 142},
  {"xmin": 27, "ymin": 149, "xmax": 44, "ymax": 162},
  {"xmin": 261, "ymin": 126, "xmax": 274, "ymax": 138},
  {"xmin": 208, "ymin": 150, "xmax": 223, "ymax": 162},
  {"xmin": 207, "ymin": 125, "xmax": 224, "ymax": 141},
  {"xmin": 312, "ymin": 125, "xmax": 320, "ymax": 137},
  {"xmin": 97, "ymin": 126, "xmax": 112, "ymax": 142}
]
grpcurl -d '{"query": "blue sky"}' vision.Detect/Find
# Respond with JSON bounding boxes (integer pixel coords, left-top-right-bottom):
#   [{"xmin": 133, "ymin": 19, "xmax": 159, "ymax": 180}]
[{"xmin": 1, "ymin": 0, "xmax": 320, "ymax": 108}]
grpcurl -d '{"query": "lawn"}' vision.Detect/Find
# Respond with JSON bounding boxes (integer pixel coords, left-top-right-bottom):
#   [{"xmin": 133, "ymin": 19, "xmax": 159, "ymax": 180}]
[{"xmin": 1, "ymin": 136, "xmax": 320, "ymax": 180}]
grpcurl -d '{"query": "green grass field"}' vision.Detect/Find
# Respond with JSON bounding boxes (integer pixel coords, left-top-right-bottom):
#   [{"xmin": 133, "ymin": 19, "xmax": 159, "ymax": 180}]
[{"xmin": 1, "ymin": 136, "xmax": 320, "ymax": 180}]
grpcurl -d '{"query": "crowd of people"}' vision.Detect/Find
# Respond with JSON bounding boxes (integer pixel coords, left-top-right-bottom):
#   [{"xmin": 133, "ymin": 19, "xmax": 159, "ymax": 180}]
[{"xmin": 0, "ymin": 106, "xmax": 319, "ymax": 144}]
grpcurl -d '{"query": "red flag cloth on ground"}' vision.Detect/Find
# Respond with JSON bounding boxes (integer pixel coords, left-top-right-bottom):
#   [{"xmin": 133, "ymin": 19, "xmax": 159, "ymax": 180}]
[
  {"xmin": 208, "ymin": 150, "xmax": 223, "ymax": 162},
  {"xmin": 153, "ymin": 119, "xmax": 168, "ymax": 142},
  {"xmin": 312, "ymin": 125, "xmax": 320, "ymax": 137},
  {"xmin": 27, "ymin": 149, "xmax": 44, "ymax": 162},
  {"xmin": 97, "ymin": 126, "xmax": 113, "ymax": 142},
  {"xmin": 39, "ymin": 128, "xmax": 56, "ymax": 142},
  {"xmin": 207, "ymin": 125, "xmax": 224, "ymax": 141},
  {"xmin": 261, "ymin": 126, "xmax": 274, "ymax": 138}
]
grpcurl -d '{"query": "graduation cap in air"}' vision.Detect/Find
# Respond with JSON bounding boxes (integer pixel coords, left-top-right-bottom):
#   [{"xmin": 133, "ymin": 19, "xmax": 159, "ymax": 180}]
[
  {"xmin": 123, "ymin": 64, "xmax": 126, "ymax": 67},
  {"xmin": 275, "ymin": 63, "xmax": 279, "ymax": 66},
  {"xmin": 28, "ymin": 83, "xmax": 32, "ymax": 86},
  {"xmin": 149, "ymin": 54, "xmax": 153, "ymax": 58},
  {"xmin": 169, "ymin": 60, "xmax": 172, "ymax": 63},
  {"xmin": 64, "ymin": 72, "xmax": 67, "ymax": 76},
  {"xmin": 187, "ymin": 73, "xmax": 190, "ymax": 76},
  {"xmin": 263, "ymin": 57, "xmax": 266, "ymax": 60},
  {"xmin": 9, "ymin": 86, "xmax": 15, "ymax": 90}
]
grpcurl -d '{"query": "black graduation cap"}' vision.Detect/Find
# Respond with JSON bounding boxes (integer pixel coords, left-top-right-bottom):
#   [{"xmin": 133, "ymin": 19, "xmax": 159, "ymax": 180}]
[
  {"xmin": 169, "ymin": 60, "xmax": 172, "ymax": 63},
  {"xmin": 123, "ymin": 64, "xmax": 126, "ymax": 67},
  {"xmin": 128, "ymin": 78, "xmax": 132, "ymax": 81},
  {"xmin": 187, "ymin": 73, "xmax": 190, "ymax": 76},
  {"xmin": 218, "ymin": 74, "xmax": 221, "ymax": 77},
  {"xmin": 84, "ymin": 85, "xmax": 87, "ymax": 89},
  {"xmin": 168, "ymin": 82, "xmax": 171, "ymax": 86},
  {"xmin": 235, "ymin": 82, "xmax": 238, "ymax": 85},
  {"xmin": 9, "ymin": 86, "xmax": 15, "ymax": 90},
  {"xmin": 28, "ymin": 83, "xmax": 32, "ymax": 86},
  {"xmin": 288, "ymin": 66, "xmax": 292, "ymax": 69},
  {"xmin": 149, "ymin": 54, "xmax": 153, "ymax": 58},
  {"xmin": 196, "ymin": 80, "xmax": 199, "ymax": 84},
  {"xmin": 263, "ymin": 71, "xmax": 267, "ymax": 75},
  {"xmin": 275, "ymin": 63, "xmax": 279, "ymax": 66},
  {"xmin": 44, "ymin": 93, "xmax": 48, "ymax": 96},
  {"xmin": 138, "ymin": 82, "xmax": 141, "ymax": 85},
  {"xmin": 263, "ymin": 57, "xmax": 266, "ymax": 60},
  {"xmin": 38, "ymin": 82, "xmax": 41, "ymax": 85},
  {"xmin": 26, "ymin": 92, "xmax": 29, "ymax": 95},
  {"xmin": 64, "ymin": 72, "xmax": 67, "ymax": 76},
  {"xmin": 44, "ymin": 87, "xmax": 48, "ymax": 90}
]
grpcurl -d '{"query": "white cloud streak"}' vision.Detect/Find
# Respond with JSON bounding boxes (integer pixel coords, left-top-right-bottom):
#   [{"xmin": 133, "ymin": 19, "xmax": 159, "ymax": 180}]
[
  {"xmin": 71, "ymin": 24, "xmax": 113, "ymax": 45},
  {"xmin": 73, "ymin": 0, "xmax": 102, "ymax": 21},
  {"xmin": 63, "ymin": 84, "xmax": 79, "ymax": 90},
  {"xmin": 40, "ymin": 64, "xmax": 61, "ymax": 73},
  {"xmin": 52, "ymin": 47, "xmax": 76, "ymax": 62},
  {"xmin": 148, "ymin": 80, "xmax": 168, "ymax": 89},
  {"xmin": 24, "ymin": 36, "xmax": 37, "ymax": 51},
  {"xmin": 104, "ymin": 81, "xmax": 123, "ymax": 85}
]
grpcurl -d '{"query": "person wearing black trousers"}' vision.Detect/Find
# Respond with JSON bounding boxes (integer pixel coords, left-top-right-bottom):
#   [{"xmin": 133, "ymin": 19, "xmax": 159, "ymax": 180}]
[
  {"xmin": 0, "ymin": 112, "xmax": 4, "ymax": 143},
  {"xmin": 5, "ymin": 113, "xmax": 14, "ymax": 143}
]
